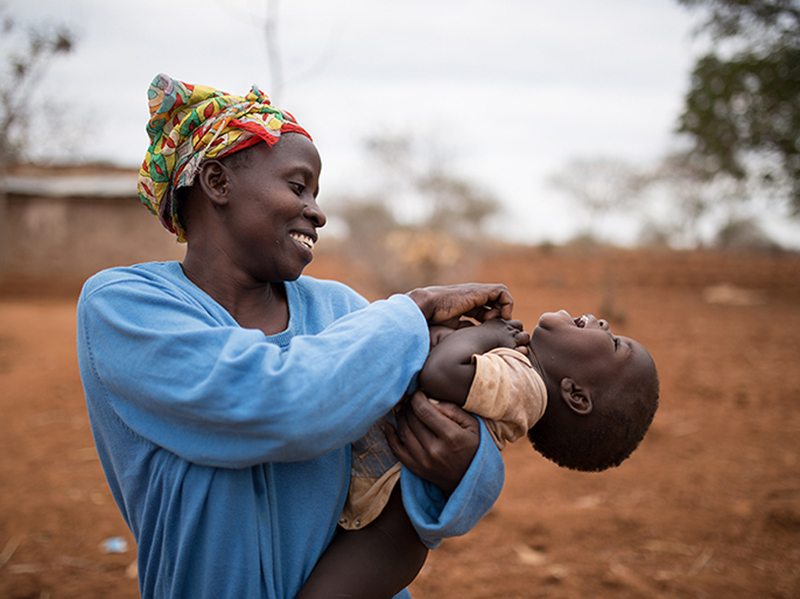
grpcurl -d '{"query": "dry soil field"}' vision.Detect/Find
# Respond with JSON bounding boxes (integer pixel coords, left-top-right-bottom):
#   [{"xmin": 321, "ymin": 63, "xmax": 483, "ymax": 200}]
[{"xmin": 1, "ymin": 247, "xmax": 799, "ymax": 598}]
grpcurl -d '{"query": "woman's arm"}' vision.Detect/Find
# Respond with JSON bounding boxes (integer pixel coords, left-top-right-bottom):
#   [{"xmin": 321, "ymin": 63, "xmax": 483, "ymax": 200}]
[
  {"xmin": 78, "ymin": 272, "xmax": 514, "ymax": 468},
  {"xmin": 78, "ymin": 277, "xmax": 429, "ymax": 467},
  {"xmin": 297, "ymin": 486, "xmax": 427, "ymax": 599},
  {"xmin": 391, "ymin": 396, "xmax": 506, "ymax": 549},
  {"xmin": 298, "ymin": 393, "xmax": 504, "ymax": 597},
  {"xmin": 419, "ymin": 319, "xmax": 529, "ymax": 405},
  {"xmin": 298, "ymin": 388, "xmax": 501, "ymax": 597}
]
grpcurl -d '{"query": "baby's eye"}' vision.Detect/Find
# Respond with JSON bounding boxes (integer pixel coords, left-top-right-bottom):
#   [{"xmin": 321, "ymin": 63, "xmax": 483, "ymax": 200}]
[
  {"xmin": 289, "ymin": 181, "xmax": 305, "ymax": 195},
  {"xmin": 613, "ymin": 337, "xmax": 620, "ymax": 350}
]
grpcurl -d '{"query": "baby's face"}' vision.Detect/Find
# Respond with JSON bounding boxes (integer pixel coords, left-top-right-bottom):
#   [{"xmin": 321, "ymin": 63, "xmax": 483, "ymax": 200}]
[{"xmin": 529, "ymin": 310, "xmax": 649, "ymax": 390}]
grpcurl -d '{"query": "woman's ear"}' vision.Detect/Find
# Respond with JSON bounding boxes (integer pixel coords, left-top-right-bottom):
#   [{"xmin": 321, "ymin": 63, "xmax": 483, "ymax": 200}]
[
  {"xmin": 197, "ymin": 160, "xmax": 230, "ymax": 206},
  {"xmin": 559, "ymin": 378, "xmax": 593, "ymax": 415}
]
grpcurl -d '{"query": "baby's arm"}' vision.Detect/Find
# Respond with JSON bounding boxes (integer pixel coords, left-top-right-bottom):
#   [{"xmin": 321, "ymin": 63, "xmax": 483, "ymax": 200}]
[
  {"xmin": 296, "ymin": 486, "xmax": 428, "ymax": 599},
  {"xmin": 419, "ymin": 319, "xmax": 529, "ymax": 406}
]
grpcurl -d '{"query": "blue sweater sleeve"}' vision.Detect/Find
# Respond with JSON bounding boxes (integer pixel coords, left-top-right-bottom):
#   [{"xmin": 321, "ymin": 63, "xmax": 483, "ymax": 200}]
[
  {"xmin": 400, "ymin": 419, "xmax": 504, "ymax": 549},
  {"xmin": 77, "ymin": 275, "xmax": 430, "ymax": 468}
]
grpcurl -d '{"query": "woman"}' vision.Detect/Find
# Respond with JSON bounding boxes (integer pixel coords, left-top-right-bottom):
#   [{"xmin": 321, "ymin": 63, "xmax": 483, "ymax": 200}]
[{"xmin": 77, "ymin": 74, "xmax": 510, "ymax": 598}]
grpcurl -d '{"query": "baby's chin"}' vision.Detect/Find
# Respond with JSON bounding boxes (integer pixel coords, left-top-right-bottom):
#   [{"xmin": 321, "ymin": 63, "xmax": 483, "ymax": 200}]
[{"xmin": 536, "ymin": 310, "xmax": 575, "ymax": 331}]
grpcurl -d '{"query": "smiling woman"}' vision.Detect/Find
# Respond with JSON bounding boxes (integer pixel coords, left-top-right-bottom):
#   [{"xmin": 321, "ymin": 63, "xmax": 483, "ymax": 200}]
[
  {"xmin": 179, "ymin": 136, "xmax": 327, "ymax": 333},
  {"xmin": 75, "ymin": 73, "xmax": 514, "ymax": 599}
]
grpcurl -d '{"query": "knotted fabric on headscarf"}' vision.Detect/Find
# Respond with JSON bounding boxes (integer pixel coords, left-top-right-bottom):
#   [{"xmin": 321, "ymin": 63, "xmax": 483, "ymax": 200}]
[{"xmin": 137, "ymin": 73, "xmax": 311, "ymax": 241}]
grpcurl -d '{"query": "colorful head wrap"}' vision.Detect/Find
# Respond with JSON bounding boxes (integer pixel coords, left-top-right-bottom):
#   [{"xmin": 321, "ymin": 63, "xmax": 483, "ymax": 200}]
[{"xmin": 137, "ymin": 73, "xmax": 312, "ymax": 241}]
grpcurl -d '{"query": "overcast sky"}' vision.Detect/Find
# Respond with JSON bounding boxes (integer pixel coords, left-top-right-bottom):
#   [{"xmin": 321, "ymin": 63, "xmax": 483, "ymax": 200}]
[{"xmin": 9, "ymin": 0, "xmax": 800, "ymax": 246}]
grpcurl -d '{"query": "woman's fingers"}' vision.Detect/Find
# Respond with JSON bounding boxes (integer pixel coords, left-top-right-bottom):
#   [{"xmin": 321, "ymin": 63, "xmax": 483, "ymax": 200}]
[
  {"xmin": 393, "ymin": 408, "xmax": 425, "ymax": 458},
  {"xmin": 408, "ymin": 392, "xmax": 462, "ymax": 434},
  {"xmin": 402, "ymin": 405, "xmax": 438, "ymax": 448},
  {"xmin": 385, "ymin": 392, "xmax": 480, "ymax": 494},
  {"xmin": 415, "ymin": 397, "xmax": 479, "ymax": 435},
  {"xmin": 407, "ymin": 284, "xmax": 513, "ymax": 324},
  {"xmin": 384, "ymin": 423, "xmax": 413, "ymax": 465},
  {"xmin": 469, "ymin": 287, "xmax": 514, "ymax": 322}
]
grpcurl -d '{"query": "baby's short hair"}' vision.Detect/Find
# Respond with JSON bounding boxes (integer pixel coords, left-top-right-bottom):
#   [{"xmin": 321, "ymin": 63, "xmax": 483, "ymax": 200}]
[{"xmin": 528, "ymin": 360, "xmax": 659, "ymax": 472}]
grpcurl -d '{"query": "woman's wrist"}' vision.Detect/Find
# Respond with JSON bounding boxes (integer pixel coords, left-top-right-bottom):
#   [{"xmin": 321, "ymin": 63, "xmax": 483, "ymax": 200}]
[{"xmin": 406, "ymin": 288, "xmax": 433, "ymax": 321}]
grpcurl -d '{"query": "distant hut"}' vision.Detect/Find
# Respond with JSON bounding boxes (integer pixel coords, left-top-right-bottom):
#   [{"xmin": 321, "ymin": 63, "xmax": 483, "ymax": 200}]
[{"xmin": 0, "ymin": 164, "xmax": 183, "ymax": 289}]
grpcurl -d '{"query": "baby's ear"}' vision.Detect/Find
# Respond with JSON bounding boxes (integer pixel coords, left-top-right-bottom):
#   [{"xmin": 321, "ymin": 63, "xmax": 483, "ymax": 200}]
[{"xmin": 559, "ymin": 378, "xmax": 593, "ymax": 415}]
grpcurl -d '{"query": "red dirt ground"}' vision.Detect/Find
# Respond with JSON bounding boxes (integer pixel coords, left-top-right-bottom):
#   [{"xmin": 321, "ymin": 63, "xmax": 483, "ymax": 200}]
[{"xmin": 1, "ymin": 248, "xmax": 799, "ymax": 598}]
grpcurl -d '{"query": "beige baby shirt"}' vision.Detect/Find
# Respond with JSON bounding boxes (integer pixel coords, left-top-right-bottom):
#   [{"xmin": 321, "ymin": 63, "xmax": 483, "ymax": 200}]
[{"xmin": 338, "ymin": 347, "xmax": 547, "ymax": 530}]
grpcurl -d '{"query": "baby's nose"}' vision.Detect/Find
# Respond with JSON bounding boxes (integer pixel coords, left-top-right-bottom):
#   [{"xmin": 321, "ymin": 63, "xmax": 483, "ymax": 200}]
[{"xmin": 586, "ymin": 314, "xmax": 610, "ymax": 330}]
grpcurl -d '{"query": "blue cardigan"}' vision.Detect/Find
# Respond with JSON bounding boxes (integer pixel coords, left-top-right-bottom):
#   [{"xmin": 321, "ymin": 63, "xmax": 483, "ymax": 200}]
[{"xmin": 76, "ymin": 261, "xmax": 504, "ymax": 598}]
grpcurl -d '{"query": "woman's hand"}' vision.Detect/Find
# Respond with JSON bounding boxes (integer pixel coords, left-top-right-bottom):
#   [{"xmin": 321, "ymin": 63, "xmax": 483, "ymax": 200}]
[
  {"xmin": 384, "ymin": 391, "xmax": 481, "ymax": 495},
  {"xmin": 406, "ymin": 283, "xmax": 513, "ymax": 327}
]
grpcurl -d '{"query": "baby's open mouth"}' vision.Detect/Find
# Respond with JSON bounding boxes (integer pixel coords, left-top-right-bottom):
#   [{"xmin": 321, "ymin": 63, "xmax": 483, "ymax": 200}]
[{"xmin": 574, "ymin": 315, "xmax": 588, "ymax": 328}]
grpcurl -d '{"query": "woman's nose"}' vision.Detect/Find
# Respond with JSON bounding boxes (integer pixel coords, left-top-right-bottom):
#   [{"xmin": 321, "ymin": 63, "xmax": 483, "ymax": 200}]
[{"xmin": 303, "ymin": 200, "xmax": 327, "ymax": 228}]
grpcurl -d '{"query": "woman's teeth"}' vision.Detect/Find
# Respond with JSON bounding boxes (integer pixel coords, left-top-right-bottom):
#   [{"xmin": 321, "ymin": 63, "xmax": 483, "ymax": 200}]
[{"xmin": 290, "ymin": 233, "xmax": 314, "ymax": 250}]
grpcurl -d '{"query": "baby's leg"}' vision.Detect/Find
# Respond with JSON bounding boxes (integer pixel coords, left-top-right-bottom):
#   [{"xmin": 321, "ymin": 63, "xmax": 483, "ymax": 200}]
[{"xmin": 297, "ymin": 486, "xmax": 428, "ymax": 598}]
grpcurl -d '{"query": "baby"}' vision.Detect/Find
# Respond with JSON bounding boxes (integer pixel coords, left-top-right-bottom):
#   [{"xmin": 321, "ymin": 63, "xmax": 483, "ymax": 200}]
[
  {"xmin": 422, "ymin": 310, "xmax": 660, "ymax": 472},
  {"xmin": 298, "ymin": 310, "xmax": 659, "ymax": 597}
]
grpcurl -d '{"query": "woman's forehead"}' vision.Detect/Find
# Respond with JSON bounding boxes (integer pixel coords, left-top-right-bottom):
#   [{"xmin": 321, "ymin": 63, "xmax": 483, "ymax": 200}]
[{"xmin": 266, "ymin": 134, "xmax": 321, "ymax": 170}]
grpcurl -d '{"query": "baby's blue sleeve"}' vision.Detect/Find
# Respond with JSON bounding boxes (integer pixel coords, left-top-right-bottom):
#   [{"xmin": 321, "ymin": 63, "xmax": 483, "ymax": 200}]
[{"xmin": 399, "ymin": 419, "xmax": 504, "ymax": 549}]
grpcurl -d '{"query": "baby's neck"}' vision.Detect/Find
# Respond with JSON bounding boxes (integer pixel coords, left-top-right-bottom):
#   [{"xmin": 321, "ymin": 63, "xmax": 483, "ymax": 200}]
[{"xmin": 527, "ymin": 348, "xmax": 546, "ymax": 379}]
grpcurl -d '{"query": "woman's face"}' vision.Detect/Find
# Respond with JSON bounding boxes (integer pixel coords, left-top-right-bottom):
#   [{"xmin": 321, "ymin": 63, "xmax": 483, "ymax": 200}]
[{"xmin": 221, "ymin": 133, "xmax": 325, "ymax": 283}]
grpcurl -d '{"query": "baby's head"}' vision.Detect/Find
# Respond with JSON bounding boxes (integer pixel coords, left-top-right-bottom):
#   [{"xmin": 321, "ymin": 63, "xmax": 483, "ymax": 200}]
[{"xmin": 526, "ymin": 310, "xmax": 659, "ymax": 472}]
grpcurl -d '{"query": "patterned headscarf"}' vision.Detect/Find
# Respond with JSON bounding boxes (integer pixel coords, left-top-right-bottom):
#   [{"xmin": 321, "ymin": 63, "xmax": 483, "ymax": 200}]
[{"xmin": 137, "ymin": 73, "xmax": 311, "ymax": 241}]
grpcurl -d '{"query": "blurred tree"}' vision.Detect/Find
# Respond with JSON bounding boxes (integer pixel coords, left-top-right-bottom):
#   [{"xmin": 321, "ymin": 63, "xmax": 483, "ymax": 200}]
[
  {"xmin": 333, "ymin": 134, "xmax": 500, "ymax": 293},
  {"xmin": 547, "ymin": 157, "xmax": 649, "ymax": 325},
  {"xmin": 547, "ymin": 157, "xmax": 649, "ymax": 243},
  {"xmin": 645, "ymin": 151, "xmax": 749, "ymax": 247},
  {"xmin": 677, "ymin": 0, "xmax": 800, "ymax": 213},
  {"xmin": 0, "ymin": 9, "xmax": 75, "ymax": 275},
  {"xmin": 713, "ymin": 215, "xmax": 781, "ymax": 250},
  {"xmin": 636, "ymin": 220, "xmax": 674, "ymax": 248},
  {"xmin": 0, "ymin": 9, "xmax": 75, "ymax": 167}
]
